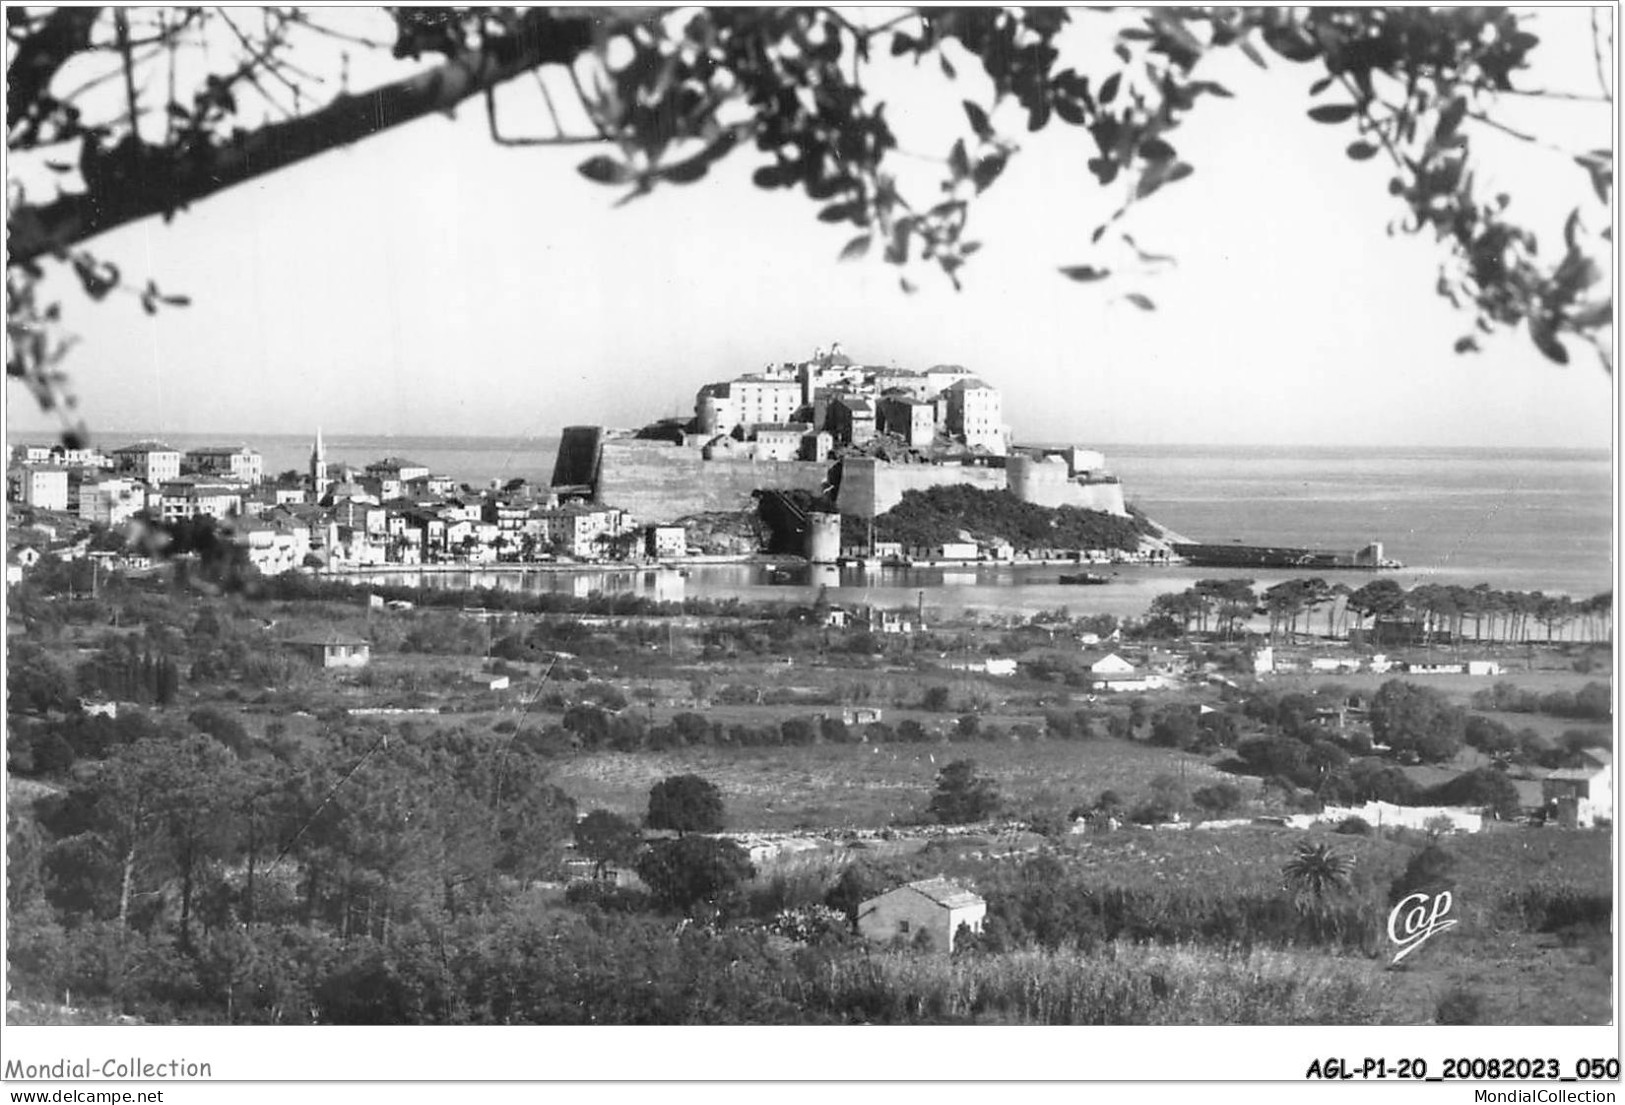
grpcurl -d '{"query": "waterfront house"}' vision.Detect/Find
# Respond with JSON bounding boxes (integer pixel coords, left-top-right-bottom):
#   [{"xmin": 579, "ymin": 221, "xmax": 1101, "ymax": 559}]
[
  {"xmin": 647, "ymin": 525, "xmax": 687, "ymax": 558},
  {"xmin": 858, "ymin": 879, "xmax": 986, "ymax": 952}
]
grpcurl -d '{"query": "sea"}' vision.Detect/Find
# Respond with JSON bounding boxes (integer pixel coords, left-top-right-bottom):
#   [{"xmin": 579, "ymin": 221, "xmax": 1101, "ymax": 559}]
[{"xmin": 127, "ymin": 432, "xmax": 1614, "ymax": 619}]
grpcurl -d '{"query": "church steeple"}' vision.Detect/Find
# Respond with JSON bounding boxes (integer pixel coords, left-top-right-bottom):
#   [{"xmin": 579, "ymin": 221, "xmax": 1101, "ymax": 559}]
[{"xmin": 310, "ymin": 427, "xmax": 330, "ymax": 503}]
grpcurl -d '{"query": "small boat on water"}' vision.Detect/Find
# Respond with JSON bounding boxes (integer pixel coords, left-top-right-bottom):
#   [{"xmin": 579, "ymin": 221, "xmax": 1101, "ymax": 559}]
[{"xmin": 1058, "ymin": 571, "xmax": 1112, "ymax": 586}]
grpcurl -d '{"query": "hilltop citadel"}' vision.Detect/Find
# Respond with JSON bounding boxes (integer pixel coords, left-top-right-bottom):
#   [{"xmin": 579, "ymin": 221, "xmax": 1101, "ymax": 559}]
[{"xmin": 551, "ymin": 343, "xmax": 1129, "ymax": 525}]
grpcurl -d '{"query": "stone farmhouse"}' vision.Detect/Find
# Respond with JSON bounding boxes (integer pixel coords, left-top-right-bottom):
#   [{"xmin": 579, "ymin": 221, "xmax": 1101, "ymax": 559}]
[
  {"xmin": 1543, "ymin": 751, "xmax": 1613, "ymax": 829},
  {"xmin": 857, "ymin": 878, "xmax": 986, "ymax": 953}
]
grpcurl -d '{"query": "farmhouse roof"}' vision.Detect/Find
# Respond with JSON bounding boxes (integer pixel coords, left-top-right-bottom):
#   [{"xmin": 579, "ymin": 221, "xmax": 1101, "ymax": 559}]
[
  {"xmin": 284, "ymin": 633, "xmax": 371, "ymax": 648},
  {"xmin": 904, "ymin": 878, "xmax": 983, "ymax": 910},
  {"xmin": 114, "ymin": 440, "xmax": 178, "ymax": 454},
  {"xmin": 1545, "ymin": 764, "xmax": 1609, "ymax": 782}
]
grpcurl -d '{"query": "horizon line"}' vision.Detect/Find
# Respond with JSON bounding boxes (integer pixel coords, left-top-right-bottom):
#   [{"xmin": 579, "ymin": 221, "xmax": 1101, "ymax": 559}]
[{"xmin": 11, "ymin": 426, "xmax": 1615, "ymax": 455}]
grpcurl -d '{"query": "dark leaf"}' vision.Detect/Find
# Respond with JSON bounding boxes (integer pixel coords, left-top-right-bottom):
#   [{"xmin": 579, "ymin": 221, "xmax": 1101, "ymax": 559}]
[
  {"xmin": 1058, "ymin": 265, "xmax": 1112, "ymax": 282},
  {"xmin": 1307, "ymin": 103, "xmax": 1359, "ymax": 124},
  {"xmin": 948, "ymin": 138, "xmax": 970, "ymax": 181},
  {"xmin": 1123, "ymin": 292, "xmax": 1157, "ymax": 311},
  {"xmin": 1261, "ymin": 25, "xmax": 1320, "ymax": 63},
  {"xmin": 1099, "ymin": 73, "xmax": 1122, "ymax": 106},
  {"xmin": 1163, "ymin": 160, "xmax": 1202, "ymax": 186},
  {"xmin": 1191, "ymin": 80, "xmax": 1233, "ymax": 98},
  {"xmin": 1114, "ymin": 43, "xmax": 1131, "ymax": 64},
  {"xmin": 1308, "ymin": 76, "xmax": 1334, "ymax": 96},
  {"xmin": 139, "ymin": 293, "xmax": 156, "ymax": 316},
  {"xmin": 578, "ymin": 156, "xmax": 631, "ymax": 185},
  {"xmin": 1055, "ymin": 97, "xmax": 1087, "ymax": 126},
  {"xmin": 662, "ymin": 158, "xmax": 709, "ymax": 184},
  {"xmin": 818, "ymin": 202, "xmax": 861, "ymax": 223},
  {"xmin": 1139, "ymin": 137, "xmax": 1176, "ymax": 162},
  {"xmin": 752, "ymin": 164, "xmax": 788, "ymax": 189},
  {"xmin": 963, "ymin": 100, "xmax": 992, "ymax": 141},
  {"xmin": 939, "ymin": 53, "xmax": 956, "ymax": 79},
  {"xmin": 43, "ymin": 160, "xmax": 73, "ymax": 173},
  {"xmin": 1346, "ymin": 140, "xmax": 1379, "ymax": 161},
  {"xmin": 1027, "ymin": 97, "xmax": 1051, "ymax": 132},
  {"xmin": 1581, "ymin": 159, "xmax": 1612, "ymax": 205},
  {"xmin": 1530, "ymin": 323, "xmax": 1569, "ymax": 365},
  {"xmin": 972, "ymin": 153, "xmax": 1007, "ymax": 193},
  {"xmin": 839, "ymin": 234, "xmax": 872, "ymax": 262},
  {"xmin": 900, "ymin": 275, "xmax": 918, "ymax": 294},
  {"xmin": 1453, "ymin": 335, "xmax": 1480, "ymax": 354},
  {"xmin": 159, "ymin": 295, "xmax": 191, "ymax": 307},
  {"xmin": 1238, "ymin": 37, "xmax": 1267, "ymax": 69}
]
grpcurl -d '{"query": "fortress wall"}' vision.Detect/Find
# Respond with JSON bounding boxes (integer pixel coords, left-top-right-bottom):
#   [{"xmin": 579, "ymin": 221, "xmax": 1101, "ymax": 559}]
[
  {"xmin": 1006, "ymin": 455, "xmax": 1072, "ymax": 509},
  {"xmin": 1058, "ymin": 482, "xmax": 1128, "ymax": 516},
  {"xmin": 837, "ymin": 457, "xmax": 1007, "ymax": 517},
  {"xmin": 594, "ymin": 438, "xmax": 831, "ymax": 522},
  {"xmin": 552, "ymin": 426, "xmax": 604, "ymax": 487}
]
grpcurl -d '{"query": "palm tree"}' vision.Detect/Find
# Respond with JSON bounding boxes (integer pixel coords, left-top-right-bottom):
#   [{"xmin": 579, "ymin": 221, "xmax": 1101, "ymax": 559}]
[{"xmin": 1281, "ymin": 841, "xmax": 1356, "ymax": 912}]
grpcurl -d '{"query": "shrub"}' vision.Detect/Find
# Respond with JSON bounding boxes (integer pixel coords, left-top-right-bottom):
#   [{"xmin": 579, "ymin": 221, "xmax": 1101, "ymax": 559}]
[
  {"xmin": 1435, "ymin": 985, "xmax": 1485, "ymax": 1025},
  {"xmin": 927, "ymin": 760, "xmax": 1001, "ymax": 824},
  {"xmin": 634, "ymin": 836, "xmax": 755, "ymax": 915},
  {"xmin": 1389, "ymin": 844, "xmax": 1457, "ymax": 905},
  {"xmin": 1191, "ymin": 783, "xmax": 1243, "ymax": 817},
  {"xmin": 1333, "ymin": 816, "xmax": 1372, "ymax": 836},
  {"xmin": 563, "ymin": 880, "xmax": 651, "ymax": 913}
]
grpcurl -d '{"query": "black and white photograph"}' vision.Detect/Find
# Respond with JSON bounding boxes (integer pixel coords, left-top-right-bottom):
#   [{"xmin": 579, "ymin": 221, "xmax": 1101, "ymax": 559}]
[{"xmin": 3, "ymin": 3, "xmax": 1617, "ymax": 1090}]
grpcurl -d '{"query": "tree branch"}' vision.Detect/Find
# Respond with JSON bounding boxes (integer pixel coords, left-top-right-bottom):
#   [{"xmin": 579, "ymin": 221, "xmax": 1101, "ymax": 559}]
[
  {"xmin": 9, "ymin": 9, "xmax": 620, "ymax": 263},
  {"xmin": 8, "ymin": 7, "xmax": 103, "ymax": 132},
  {"xmin": 1591, "ymin": 9, "xmax": 1613, "ymax": 103}
]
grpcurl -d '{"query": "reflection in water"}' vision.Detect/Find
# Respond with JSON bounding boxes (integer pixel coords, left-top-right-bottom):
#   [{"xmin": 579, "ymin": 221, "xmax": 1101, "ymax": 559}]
[{"xmin": 341, "ymin": 544, "xmax": 1603, "ymax": 623}]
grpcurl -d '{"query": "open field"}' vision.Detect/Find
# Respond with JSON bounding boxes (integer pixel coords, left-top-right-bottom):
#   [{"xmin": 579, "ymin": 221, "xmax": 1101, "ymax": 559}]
[{"xmin": 550, "ymin": 737, "xmax": 1244, "ymax": 830}]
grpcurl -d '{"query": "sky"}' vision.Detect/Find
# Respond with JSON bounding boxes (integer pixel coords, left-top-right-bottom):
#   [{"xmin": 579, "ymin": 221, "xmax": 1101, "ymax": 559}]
[{"xmin": 5, "ymin": 7, "xmax": 1616, "ymax": 449}]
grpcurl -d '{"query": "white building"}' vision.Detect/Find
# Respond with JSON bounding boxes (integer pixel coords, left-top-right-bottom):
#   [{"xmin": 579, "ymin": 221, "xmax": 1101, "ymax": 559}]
[
  {"xmin": 943, "ymin": 378, "xmax": 1005, "ymax": 455},
  {"xmin": 857, "ymin": 878, "xmax": 986, "ymax": 953},
  {"xmin": 1543, "ymin": 753, "xmax": 1613, "ymax": 828},
  {"xmin": 186, "ymin": 445, "xmax": 264, "ymax": 485},
  {"xmin": 113, "ymin": 441, "xmax": 182, "ymax": 484},
  {"xmin": 12, "ymin": 466, "xmax": 70, "ymax": 511},
  {"xmin": 78, "ymin": 476, "xmax": 145, "ymax": 526}
]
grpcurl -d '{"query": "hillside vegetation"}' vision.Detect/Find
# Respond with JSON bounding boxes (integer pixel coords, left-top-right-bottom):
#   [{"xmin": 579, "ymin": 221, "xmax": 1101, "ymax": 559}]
[{"xmin": 851, "ymin": 486, "xmax": 1155, "ymax": 551}]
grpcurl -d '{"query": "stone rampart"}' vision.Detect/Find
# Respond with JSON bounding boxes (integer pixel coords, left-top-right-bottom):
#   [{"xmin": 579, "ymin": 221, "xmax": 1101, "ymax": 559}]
[
  {"xmin": 594, "ymin": 437, "xmax": 832, "ymax": 523},
  {"xmin": 565, "ymin": 432, "xmax": 1129, "ymax": 523}
]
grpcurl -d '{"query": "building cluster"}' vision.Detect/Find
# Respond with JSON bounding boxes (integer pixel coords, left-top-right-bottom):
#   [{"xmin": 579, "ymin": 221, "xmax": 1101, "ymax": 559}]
[
  {"xmin": 7, "ymin": 432, "xmax": 654, "ymax": 577},
  {"xmin": 692, "ymin": 343, "xmax": 1010, "ymax": 461},
  {"xmin": 1250, "ymin": 648, "xmax": 1504, "ymax": 678}
]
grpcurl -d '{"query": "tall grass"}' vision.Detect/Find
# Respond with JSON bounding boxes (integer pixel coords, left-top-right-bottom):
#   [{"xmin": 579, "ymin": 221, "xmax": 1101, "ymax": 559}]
[{"xmin": 779, "ymin": 943, "xmax": 1403, "ymax": 1024}]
